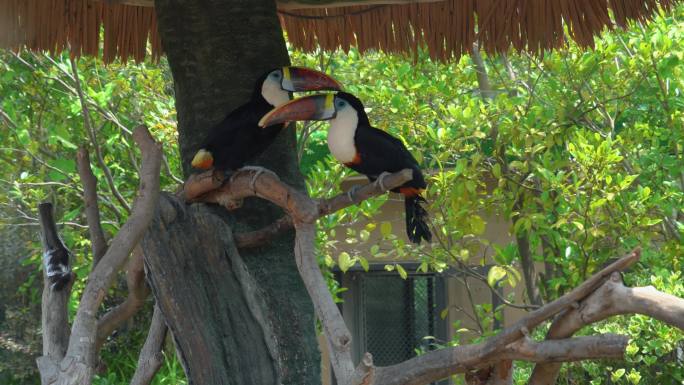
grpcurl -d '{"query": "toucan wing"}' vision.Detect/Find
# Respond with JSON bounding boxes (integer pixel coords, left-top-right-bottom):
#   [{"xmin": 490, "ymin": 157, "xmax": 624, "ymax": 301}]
[{"xmin": 352, "ymin": 125, "xmax": 424, "ymax": 187}]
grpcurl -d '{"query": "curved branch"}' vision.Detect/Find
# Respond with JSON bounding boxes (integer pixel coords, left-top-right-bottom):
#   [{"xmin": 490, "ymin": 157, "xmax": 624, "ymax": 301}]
[
  {"xmin": 130, "ymin": 305, "xmax": 167, "ymax": 385},
  {"xmin": 217, "ymin": 168, "xmax": 415, "ymax": 248},
  {"xmin": 65, "ymin": 125, "xmax": 161, "ymax": 369},
  {"xmin": 183, "ymin": 167, "xmax": 414, "ymax": 385},
  {"xmin": 372, "ymin": 335, "xmax": 628, "ymax": 385},
  {"xmin": 95, "ymin": 246, "xmax": 150, "ymax": 351},
  {"xmin": 77, "ymin": 147, "xmax": 108, "ymax": 266},
  {"xmin": 529, "ymin": 271, "xmax": 684, "ymax": 385}
]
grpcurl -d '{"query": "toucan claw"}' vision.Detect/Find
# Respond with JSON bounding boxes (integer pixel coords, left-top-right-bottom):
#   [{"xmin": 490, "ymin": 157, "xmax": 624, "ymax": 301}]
[
  {"xmin": 239, "ymin": 166, "xmax": 278, "ymax": 190},
  {"xmin": 347, "ymin": 185, "xmax": 362, "ymax": 203},
  {"xmin": 376, "ymin": 172, "xmax": 392, "ymax": 192}
]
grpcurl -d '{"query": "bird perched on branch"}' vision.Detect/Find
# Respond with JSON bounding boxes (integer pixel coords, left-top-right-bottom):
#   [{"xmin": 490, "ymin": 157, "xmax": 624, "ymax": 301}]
[
  {"xmin": 259, "ymin": 91, "xmax": 432, "ymax": 244},
  {"xmin": 191, "ymin": 66, "xmax": 341, "ymax": 175}
]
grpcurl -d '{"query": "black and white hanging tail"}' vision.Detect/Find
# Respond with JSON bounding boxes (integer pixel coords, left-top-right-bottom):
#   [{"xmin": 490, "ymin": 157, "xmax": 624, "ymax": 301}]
[
  {"xmin": 404, "ymin": 195, "xmax": 432, "ymax": 244},
  {"xmin": 38, "ymin": 203, "xmax": 73, "ymax": 291}
]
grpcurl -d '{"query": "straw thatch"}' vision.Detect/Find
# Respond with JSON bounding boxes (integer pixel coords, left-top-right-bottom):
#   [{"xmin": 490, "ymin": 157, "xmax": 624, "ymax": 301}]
[{"xmin": 0, "ymin": 0, "xmax": 678, "ymax": 62}]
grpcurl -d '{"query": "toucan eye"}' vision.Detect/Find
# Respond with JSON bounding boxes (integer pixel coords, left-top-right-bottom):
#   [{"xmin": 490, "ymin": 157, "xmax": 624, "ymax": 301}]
[
  {"xmin": 336, "ymin": 100, "xmax": 346, "ymax": 109},
  {"xmin": 271, "ymin": 72, "xmax": 281, "ymax": 79}
]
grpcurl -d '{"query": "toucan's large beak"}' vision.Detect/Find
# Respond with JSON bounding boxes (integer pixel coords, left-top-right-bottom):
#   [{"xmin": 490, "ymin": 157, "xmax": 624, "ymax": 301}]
[
  {"xmin": 281, "ymin": 67, "xmax": 342, "ymax": 92},
  {"xmin": 259, "ymin": 94, "xmax": 336, "ymax": 128}
]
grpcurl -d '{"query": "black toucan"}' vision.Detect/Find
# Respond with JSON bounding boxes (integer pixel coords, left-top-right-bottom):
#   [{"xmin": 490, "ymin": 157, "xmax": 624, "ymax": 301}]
[
  {"xmin": 259, "ymin": 91, "xmax": 432, "ymax": 244},
  {"xmin": 191, "ymin": 66, "xmax": 342, "ymax": 172}
]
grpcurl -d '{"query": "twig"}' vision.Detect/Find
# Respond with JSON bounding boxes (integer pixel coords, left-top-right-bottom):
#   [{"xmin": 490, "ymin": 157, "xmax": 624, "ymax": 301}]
[
  {"xmin": 528, "ymin": 271, "xmax": 684, "ymax": 385},
  {"xmin": 69, "ymin": 57, "xmax": 131, "ymax": 213},
  {"xmin": 95, "ymin": 246, "xmax": 150, "ymax": 351},
  {"xmin": 130, "ymin": 305, "xmax": 167, "ymax": 385},
  {"xmin": 61, "ymin": 126, "xmax": 160, "ymax": 378},
  {"xmin": 76, "ymin": 147, "xmax": 108, "ymax": 266}
]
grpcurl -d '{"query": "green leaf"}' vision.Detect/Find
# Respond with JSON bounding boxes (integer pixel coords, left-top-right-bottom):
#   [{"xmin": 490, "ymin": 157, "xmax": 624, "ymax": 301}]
[
  {"xmin": 470, "ymin": 215, "xmax": 486, "ymax": 235},
  {"xmin": 611, "ymin": 368, "xmax": 626, "ymax": 382},
  {"xmin": 487, "ymin": 266, "xmax": 507, "ymax": 287},
  {"xmin": 338, "ymin": 252, "xmax": 354, "ymax": 273},
  {"xmin": 380, "ymin": 221, "xmax": 393, "ymax": 237},
  {"xmin": 440, "ymin": 308, "xmax": 449, "ymax": 320},
  {"xmin": 396, "ymin": 264, "xmax": 408, "ymax": 280},
  {"xmin": 358, "ymin": 256, "xmax": 369, "ymax": 272}
]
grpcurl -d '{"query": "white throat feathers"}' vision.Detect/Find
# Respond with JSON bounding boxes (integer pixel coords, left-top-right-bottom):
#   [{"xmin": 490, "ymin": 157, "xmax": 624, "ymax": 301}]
[
  {"xmin": 327, "ymin": 107, "xmax": 358, "ymax": 164},
  {"xmin": 261, "ymin": 78, "xmax": 290, "ymax": 107}
]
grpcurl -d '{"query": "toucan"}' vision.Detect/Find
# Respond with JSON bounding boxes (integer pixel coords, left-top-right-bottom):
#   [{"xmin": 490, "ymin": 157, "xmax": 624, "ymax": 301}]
[
  {"xmin": 259, "ymin": 91, "xmax": 432, "ymax": 244},
  {"xmin": 191, "ymin": 66, "xmax": 342, "ymax": 173}
]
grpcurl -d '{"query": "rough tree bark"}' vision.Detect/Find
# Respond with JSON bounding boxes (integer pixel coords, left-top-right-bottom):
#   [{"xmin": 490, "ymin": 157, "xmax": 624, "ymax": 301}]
[{"xmin": 143, "ymin": 1, "xmax": 319, "ymax": 384}]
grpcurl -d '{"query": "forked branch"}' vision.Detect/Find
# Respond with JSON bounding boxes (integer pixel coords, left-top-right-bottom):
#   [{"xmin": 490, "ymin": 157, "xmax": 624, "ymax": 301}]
[{"xmin": 184, "ymin": 170, "xmax": 683, "ymax": 385}]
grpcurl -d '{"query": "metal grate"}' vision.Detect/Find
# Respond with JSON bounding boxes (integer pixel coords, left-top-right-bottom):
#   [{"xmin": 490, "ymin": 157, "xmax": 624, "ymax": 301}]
[{"xmin": 360, "ymin": 274, "xmax": 436, "ymax": 366}]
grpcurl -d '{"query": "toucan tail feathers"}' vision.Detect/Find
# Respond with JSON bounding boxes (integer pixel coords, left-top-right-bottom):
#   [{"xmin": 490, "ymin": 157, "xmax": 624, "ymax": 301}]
[
  {"xmin": 405, "ymin": 195, "xmax": 432, "ymax": 244},
  {"xmin": 45, "ymin": 248, "xmax": 72, "ymax": 291}
]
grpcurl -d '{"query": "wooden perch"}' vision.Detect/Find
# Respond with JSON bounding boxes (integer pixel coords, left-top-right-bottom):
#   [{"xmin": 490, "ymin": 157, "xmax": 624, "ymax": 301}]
[
  {"xmin": 37, "ymin": 125, "xmax": 162, "ymax": 385},
  {"xmin": 95, "ymin": 246, "xmax": 150, "ymax": 350},
  {"xmin": 528, "ymin": 271, "xmax": 684, "ymax": 385},
  {"xmin": 76, "ymin": 147, "xmax": 108, "ymax": 266},
  {"xmin": 185, "ymin": 168, "xmax": 414, "ymax": 248},
  {"xmin": 130, "ymin": 305, "xmax": 167, "ymax": 385},
  {"xmin": 372, "ymin": 334, "xmax": 628, "ymax": 385},
  {"xmin": 36, "ymin": 202, "xmax": 73, "ymax": 384},
  {"xmin": 182, "ymin": 169, "xmax": 684, "ymax": 385},
  {"xmin": 183, "ymin": 167, "xmax": 413, "ymax": 385}
]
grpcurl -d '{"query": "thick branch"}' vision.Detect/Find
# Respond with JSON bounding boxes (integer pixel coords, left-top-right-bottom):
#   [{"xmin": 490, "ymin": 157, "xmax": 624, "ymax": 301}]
[
  {"xmin": 529, "ymin": 271, "xmax": 684, "ymax": 385},
  {"xmin": 184, "ymin": 168, "xmax": 413, "ymax": 385},
  {"xmin": 130, "ymin": 305, "xmax": 167, "ymax": 385},
  {"xmin": 37, "ymin": 203, "xmax": 72, "ymax": 360},
  {"xmin": 227, "ymin": 169, "xmax": 414, "ymax": 248},
  {"xmin": 95, "ymin": 246, "xmax": 150, "ymax": 351},
  {"xmin": 66, "ymin": 125, "xmax": 161, "ymax": 370},
  {"xmin": 372, "ymin": 335, "xmax": 628, "ymax": 385},
  {"xmin": 76, "ymin": 147, "xmax": 108, "ymax": 266},
  {"xmin": 476, "ymin": 248, "xmax": 640, "ymax": 359}
]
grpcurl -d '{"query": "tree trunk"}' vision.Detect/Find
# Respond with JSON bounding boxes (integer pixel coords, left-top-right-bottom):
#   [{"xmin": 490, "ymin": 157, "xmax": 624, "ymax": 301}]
[{"xmin": 144, "ymin": 1, "xmax": 320, "ymax": 384}]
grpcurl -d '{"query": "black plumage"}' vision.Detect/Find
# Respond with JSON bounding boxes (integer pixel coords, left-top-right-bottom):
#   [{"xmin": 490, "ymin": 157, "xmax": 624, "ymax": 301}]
[
  {"xmin": 340, "ymin": 93, "xmax": 432, "ymax": 244},
  {"xmin": 191, "ymin": 67, "xmax": 341, "ymax": 172},
  {"xmin": 192, "ymin": 71, "xmax": 286, "ymax": 171},
  {"xmin": 259, "ymin": 91, "xmax": 432, "ymax": 243}
]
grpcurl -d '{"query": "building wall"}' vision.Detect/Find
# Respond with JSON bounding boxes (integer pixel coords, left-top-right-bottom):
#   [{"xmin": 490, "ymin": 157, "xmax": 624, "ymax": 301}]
[{"xmin": 319, "ymin": 177, "xmax": 540, "ymax": 383}]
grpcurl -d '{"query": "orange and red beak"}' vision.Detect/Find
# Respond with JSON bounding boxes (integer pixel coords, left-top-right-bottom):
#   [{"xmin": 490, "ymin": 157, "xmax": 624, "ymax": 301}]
[
  {"xmin": 258, "ymin": 94, "xmax": 337, "ymax": 128},
  {"xmin": 280, "ymin": 67, "xmax": 342, "ymax": 92}
]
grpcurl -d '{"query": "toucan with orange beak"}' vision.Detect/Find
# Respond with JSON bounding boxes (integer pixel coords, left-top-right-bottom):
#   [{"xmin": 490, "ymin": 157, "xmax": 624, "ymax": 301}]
[
  {"xmin": 259, "ymin": 92, "xmax": 432, "ymax": 244},
  {"xmin": 191, "ymin": 67, "xmax": 341, "ymax": 173}
]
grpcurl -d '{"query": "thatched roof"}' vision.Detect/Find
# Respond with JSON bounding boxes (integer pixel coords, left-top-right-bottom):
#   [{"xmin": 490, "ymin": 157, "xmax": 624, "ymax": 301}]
[{"xmin": 0, "ymin": 0, "xmax": 677, "ymax": 62}]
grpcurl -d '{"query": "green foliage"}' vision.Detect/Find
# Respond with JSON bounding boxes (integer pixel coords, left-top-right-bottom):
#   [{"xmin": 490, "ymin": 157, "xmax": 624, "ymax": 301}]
[
  {"xmin": 0, "ymin": 51, "xmax": 181, "ymax": 384},
  {"xmin": 0, "ymin": 5, "xmax": 683, "ymax": 384},
  {"xmin": 292, "ymin": 5, "xmax": 684, "ymax": 384}
]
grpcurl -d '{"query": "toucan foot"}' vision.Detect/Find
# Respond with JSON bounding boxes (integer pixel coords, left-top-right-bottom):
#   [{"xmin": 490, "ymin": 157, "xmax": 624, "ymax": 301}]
[
  {"xmin": 212, "ymin": 169, "xmax": 234, "ymax": 184},
  {"xmin": 376, "ymin": 172, "xmax": 392, "ymax": 192},
  {"xmin": 240, "ymin": 166, "xmax": 278, "ymax": 190},
  {"xmin": 347, "ymin": 185, "xmax": 362, "ymax": 202}
]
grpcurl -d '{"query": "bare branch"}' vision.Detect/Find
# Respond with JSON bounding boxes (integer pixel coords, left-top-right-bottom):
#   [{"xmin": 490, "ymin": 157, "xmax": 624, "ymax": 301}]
[
  {"xmin": 37, "ymin": 203, "xmax": 73, "ymax": 359},
  {"xmin": 96, "ymin": 246, "xmax": 150, "ymax": 351},
  {"xmin": 529, "ymin": 271, "xmax": 684, "ymax": 385},
  {"xmin": 77, "ymin": 147, "xmax": 108, "ymax": 266},
  {"xmin": 232, "ymin": 169, "xmax": 414, "ymax": 248},
  {"xmin": 130, "ymin": 305, "xmax": 167, "ymax": 385},
  {"xmin": 63, "ymin": 125, "xmax": 161, "ymax": 376},
  {"xmin": 183, "ymin": 168, "xmax": 413, "ymax": 385},
  {"xmin": 476, "ymin": 248, "xmax": 640, "ymax": 359},
  {"xmin": 372, "ymin": 335, "xmax": 628, "ymax": 385}
]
